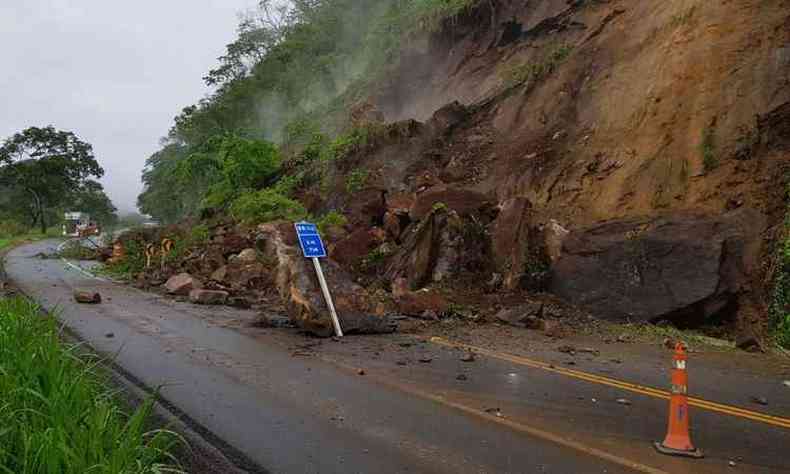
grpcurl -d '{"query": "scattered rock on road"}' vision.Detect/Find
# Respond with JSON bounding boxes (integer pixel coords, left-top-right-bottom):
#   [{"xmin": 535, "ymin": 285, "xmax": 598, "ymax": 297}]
[
  {"xmin": 460, "ymin": 352, "xmax": 476, "ymax": 362},
  {"xmin": 73, "ymin": 289, "xmax": 102, "ymax": 304},
  {"xmin": 189, "ymin": 289, "xmax": 229, "ymax": 305},
  {"xmin": 165, "ymin": 273, "xmax": 203, "ymax": 296},
  {"xmin": 456, "ymin": 374, "xmax": 468, "ymax": 381},
  {"xmin": 750, "ymin": 396, "xmax": 768, "ymax": 406},
  {"xmin": 616, "ymin": 398, "xmax": 632, "ymax": 406},
  {"xmin": 557, "ymin": 345, "xmax": 576, "ymax": 355},
  {"xmin": 495, "ymin": 300, "xmax": 544, "ymax": 328},
  {"xmin": 784, "ymin": 380, "xmax": 790, "ymax": 389}
]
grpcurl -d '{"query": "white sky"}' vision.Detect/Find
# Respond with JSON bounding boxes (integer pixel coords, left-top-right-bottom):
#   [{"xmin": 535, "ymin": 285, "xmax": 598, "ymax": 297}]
[{"xmin": 0, "ymin": 0, "xmax": 259, "ymax": 213}]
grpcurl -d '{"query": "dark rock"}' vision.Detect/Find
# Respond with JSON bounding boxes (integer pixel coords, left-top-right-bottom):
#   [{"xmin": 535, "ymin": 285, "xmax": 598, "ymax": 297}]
[
  {"xmin": 227, "ymin": 296, "xmax": 253, "ymax": 309},
  {"xmin": 164, "ymin": 273, "xmax": 203, "ymax": 296},
  {"xmin": 105, "ymin": 332, "xmax": 114, "ymax": 338},
  {"xmin": 557, "ymin": 345, "xmax": 576, "ymax": 355},
  {"xmin": 330, "ymin": 228, "xmax": 379, "ymax": 266},
  {"xmin": 495, "ymin": 301, "xmax": 544, "ymax": 328},
  {"xmin": 386, "ymin": 207, "xmax": 489, "ymax": 289},
  {"xmin": 460, "ymin": 352, "xmax": 476, "ymax": 362},
  {"xmin": 750, "ymin": 396, "xmax": 768, "ymax": 406},
  {"xmin": 346, "ymin": 188, "xmax": 387, "ymax": 227},
  {"xmin": 456, "ymin": 374, "xmax": 468, "ymax": 381},
  {"xmin": 189, "ymin": 289, "xmax": 229, "ymax": 305},
  {"xmin": 736, "ymin": 333, "xmax": 762, "ymax": 352},
  {"xmin": 74, "ymin": 290, "xmax": 101, "ymax": 304},
  {"xmin": 257, "ymin": 222, "xmax": 397, "ymax": 337},
  {"xmin": 549, "ymin": 209, "xmax": 764, "ymax": 324}
]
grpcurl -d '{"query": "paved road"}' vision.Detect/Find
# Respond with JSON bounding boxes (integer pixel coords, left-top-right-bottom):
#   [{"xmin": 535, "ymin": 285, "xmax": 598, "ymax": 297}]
[{"xmin": 5, "ymin": 240, "xmax": 789, "ymax": 473}]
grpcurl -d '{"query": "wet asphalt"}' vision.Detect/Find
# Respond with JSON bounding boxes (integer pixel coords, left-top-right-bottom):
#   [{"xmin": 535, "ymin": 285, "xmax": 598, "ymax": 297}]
[{"xmin": 4, "ymin": 240, "xmax": 789, "ymax": 474}]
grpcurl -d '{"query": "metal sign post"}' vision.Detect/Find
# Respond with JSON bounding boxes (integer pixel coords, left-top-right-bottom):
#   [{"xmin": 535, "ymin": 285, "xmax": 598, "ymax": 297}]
[{"xmin": 294, "ymin": 222, "xmax": 343, "ymax": 338}]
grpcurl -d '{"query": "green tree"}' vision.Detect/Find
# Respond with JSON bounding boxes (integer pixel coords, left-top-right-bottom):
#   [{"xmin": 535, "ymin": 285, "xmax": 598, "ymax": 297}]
[
  {"xmin": 67, "ymin": 180, "xmax": 118, "ymax": 227},
  {"xmin": 0, "ymin": 126, "xmax": 104, "ymax": 233}
]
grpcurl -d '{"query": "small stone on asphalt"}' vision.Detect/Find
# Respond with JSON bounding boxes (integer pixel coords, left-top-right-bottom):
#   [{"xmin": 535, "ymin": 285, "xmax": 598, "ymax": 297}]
[
  {"xmin": 357, "ymin": 369, "xmax": 365, "ymax": 375},
  {"xmin": 105, "ymin": 333, "xmax": 114, "ymax": 338},
  {"xmin": 456, "ymin": 374, "xmax": 468, "ymax": 381},
  {"xmin": 750, "ymin": 396, "xmax": 768, "ymax": 405},
  {"xmin": 418, "ymin": 357, "xmax": 432, "ymax": 363},
  {"xmin": 616, "ymin": 398, "xmax": 631, "ymax": 406},
  {"xmin": 396, "ymin": 360, "xmax": 408, "ymax": 366},
  {"xmin": 461, "ymin": 352, "xmax": 476, "ymax": 362}
]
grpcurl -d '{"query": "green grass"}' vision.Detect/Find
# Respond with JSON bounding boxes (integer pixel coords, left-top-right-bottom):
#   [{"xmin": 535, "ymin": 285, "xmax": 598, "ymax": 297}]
[
  {"xmin": 0, "ymin": 298, "xmax": 183, "ymax": 473},
  {"xmin": 770, "ymin": 209, "xmax": 790, "ymax": 349}
]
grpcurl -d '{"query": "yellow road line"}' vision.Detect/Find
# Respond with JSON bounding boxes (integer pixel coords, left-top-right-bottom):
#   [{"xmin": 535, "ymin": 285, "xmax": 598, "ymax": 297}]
[
  {"xmin": 319, "ymin": 354, "xmax": 669, "ymax": 474},
  {"xmin": 428, "ymin": 337, "xmax": 790, "ymax": 430}
]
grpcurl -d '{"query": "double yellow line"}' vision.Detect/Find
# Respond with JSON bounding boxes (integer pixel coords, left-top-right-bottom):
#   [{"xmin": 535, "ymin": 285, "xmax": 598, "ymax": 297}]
[{"xmin": 428, "ymin": 337, "xmax": 790, "ymax": 430}]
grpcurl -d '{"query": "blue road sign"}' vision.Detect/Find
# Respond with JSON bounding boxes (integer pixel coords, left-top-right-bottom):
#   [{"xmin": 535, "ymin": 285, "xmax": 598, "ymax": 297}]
[{"xmin": 294, "ymin": 222, "xmax": 327, "ymax": 258}]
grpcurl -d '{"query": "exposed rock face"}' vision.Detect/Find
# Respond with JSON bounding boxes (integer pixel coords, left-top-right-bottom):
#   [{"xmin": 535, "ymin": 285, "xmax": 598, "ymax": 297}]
[
  {"xmin": 74, "ymin": 289, "xmax": 101, "ymax": 304},
  {"xmin": 409, "ymin": 186, "xmax": 493, "ymax": 221},
  {"xmin": 257, "ymin": 222, "xmax": 396, "ymax": 337},
  {"xmin": 165, "ymin": 273, "xmax": 203, "ymax": 296},
  {"xmin": 549, "ymin": 209, "xmax": 764, "ymax": 324},
  {"xmin": 189, "ymin": 289, "xmax": 229, "ymax": 305}
]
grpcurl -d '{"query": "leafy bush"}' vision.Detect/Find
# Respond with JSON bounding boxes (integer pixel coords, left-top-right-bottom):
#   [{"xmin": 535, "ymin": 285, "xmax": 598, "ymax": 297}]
[
  {"xmin": 230, "ymin": 189, "xmax": 308, "ymax": 225},
  {"xmin": 771, "ymin": 204, "xmax": 790, "ymax": 348},
  {"xmin": 101, "ymin": 238, "xmax": 146, "ymax": 279},
  {"xmin": 0, "ymin": 298, "xmax": 182, "ymax": 473},
  {"xmin": 317, "ymin": 211, "xmax": 348, "ymax": 234},
  {"xmin": 346, "ymin": 169, "xmax": 369, "ymax": 193}
]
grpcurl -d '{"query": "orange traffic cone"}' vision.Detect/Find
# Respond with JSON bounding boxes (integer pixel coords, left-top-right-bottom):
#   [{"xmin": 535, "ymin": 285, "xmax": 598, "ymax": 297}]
[{"xmin": 654, "ymin": 342, "xmax": 703, "ymax": 458}]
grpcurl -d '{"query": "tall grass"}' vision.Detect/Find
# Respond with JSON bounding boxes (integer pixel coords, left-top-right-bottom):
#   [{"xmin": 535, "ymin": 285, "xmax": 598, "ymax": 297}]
[{"xmin": 0, "ymin": 298, "xmax": 183, "ymax": 473}]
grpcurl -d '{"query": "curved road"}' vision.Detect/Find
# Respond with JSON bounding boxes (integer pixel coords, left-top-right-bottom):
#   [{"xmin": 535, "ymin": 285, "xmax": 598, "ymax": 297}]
[{"xmin": 5, "ymin": 240, "xmax": 789, "ymax": 473}]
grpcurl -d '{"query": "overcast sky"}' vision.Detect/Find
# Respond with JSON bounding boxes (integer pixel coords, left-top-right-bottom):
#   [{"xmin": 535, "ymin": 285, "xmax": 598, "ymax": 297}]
[{"xmin": 0, "ymin": 0, "xmax": 258, "ymax": 213}]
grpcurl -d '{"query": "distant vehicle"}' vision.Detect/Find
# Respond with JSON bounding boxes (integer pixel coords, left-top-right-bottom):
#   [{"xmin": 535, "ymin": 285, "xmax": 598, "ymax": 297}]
[{"xmin": 63, "ymin": 212, "xmax": 100, "ymax": 237}]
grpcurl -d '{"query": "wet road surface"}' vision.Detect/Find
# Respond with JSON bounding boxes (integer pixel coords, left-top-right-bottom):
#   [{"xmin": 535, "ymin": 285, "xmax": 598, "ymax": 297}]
[{"xmin": 5, "ymin": 240, "xmax": 789, "ymax": 473}]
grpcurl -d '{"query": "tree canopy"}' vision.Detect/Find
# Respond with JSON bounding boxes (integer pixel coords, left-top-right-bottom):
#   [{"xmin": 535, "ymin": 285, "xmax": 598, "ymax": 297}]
[
  {"xmin": 0, "ymin": 126, "xmax": 114, "ymax": 232},
  {"xmin": 137, "ymin": 0, "xmax": 476, "ymax": 224}
]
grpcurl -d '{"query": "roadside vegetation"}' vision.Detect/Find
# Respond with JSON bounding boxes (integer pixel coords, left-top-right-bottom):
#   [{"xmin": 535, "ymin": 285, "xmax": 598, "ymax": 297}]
[
  {"xmin": 0, "ymin": 298, "xmax": 183, "ymax": 473},
  {"xmin": 770, "ymin": 180, "xmax": 790, "ymax": 349}
]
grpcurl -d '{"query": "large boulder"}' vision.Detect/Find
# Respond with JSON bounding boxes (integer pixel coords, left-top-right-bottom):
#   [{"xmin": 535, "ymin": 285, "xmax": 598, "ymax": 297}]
[
  {"xmin": 387, "ymin": 207, "xmax": 492, "ymax": 290},
  {"xmin": 491, "ymin": 197, "xmax": 552, "ymax": 290},
  {"xmin": 74, "ymin": 289, "xmax": 102, "ymax": 304},
  {"xmin": 549, "ymin": 209, "xmax": 764, "ymax": 324},
  {"xmin": 189, "ymin": 289, "xmax": 229, "ymax": 305},
  {"xmin": 164, "ymin": 273, "xmax": 203, "ymax": 296},
  {"xmin": 256, "ymin": 222, "xmax": 396, "ymax": 337}
]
